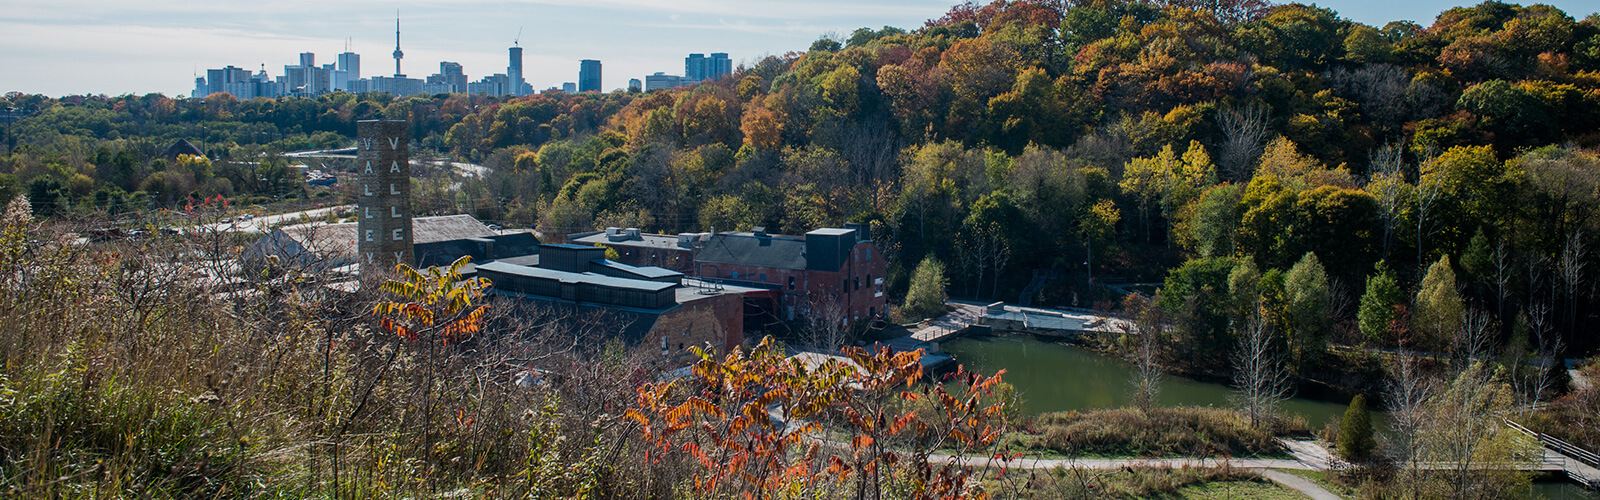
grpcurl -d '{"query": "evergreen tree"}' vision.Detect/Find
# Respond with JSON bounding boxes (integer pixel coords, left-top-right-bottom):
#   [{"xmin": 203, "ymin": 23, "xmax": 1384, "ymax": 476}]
[{"xmin": 1339, "ymin": 394, "xmax": 1375, "ymax": 463}]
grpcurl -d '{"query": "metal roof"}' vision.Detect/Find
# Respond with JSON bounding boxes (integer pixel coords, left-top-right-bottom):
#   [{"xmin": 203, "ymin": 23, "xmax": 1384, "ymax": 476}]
[
  {"xmin": 696, "ymin": 233, "xmax": 808, "ymax": 270},
  {"xmin": 276, "ymin": 214, "xmax": 499, "ymax": 260},
  {"xmin": 590, "ymin": 260, "xmax": 683, "ymax": 279},
  {"xmin": 475, "ymin": 261, "xmax": 678, "ymax": 292}
]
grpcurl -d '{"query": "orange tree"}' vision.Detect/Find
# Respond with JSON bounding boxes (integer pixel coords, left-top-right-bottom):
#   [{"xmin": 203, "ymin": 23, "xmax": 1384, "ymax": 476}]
[{"xmin": 627, "ymin": 338, "xmax": 1012, "ymax": 500}]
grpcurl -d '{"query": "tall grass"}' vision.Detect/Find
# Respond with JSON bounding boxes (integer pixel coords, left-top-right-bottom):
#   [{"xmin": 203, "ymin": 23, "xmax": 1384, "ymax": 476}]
[
  {"xmin": 1017, "ymin": 407, "xmax": 1294, "ymax": 458},
  {"xmin": 0, "ymin": 213, "xmax": 681, "ymax": 498}
]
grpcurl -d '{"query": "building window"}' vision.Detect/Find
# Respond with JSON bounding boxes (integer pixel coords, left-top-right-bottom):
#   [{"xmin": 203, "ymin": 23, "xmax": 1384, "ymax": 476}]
[
  {"xmin": 760, "ymin": 273, "xmax": 767, "ymax": 282},
  {"xmin": 843, "ymin": 278, "xmax": 849, "ymax": 290},
  {"xmin": 660, "ymin": 337, "xmax": 668, "ymax": 356},
  {"xmin": 732, "ymin": 270, "xmax": 739, "ymax": 279},
  {"xmin": 854, "ymin": 277, "xmax": 860, "ymax": 290},
  {"xmin": 866, "ymin": 249, "xmax": 871, "ymax": 261},
  {"xmin": 788, "ymin": 277, "xmax": 796, "ymax": 290},
  {"xmin": 869, "ymin": 306, "xmax": 876, "ymax": 318}
]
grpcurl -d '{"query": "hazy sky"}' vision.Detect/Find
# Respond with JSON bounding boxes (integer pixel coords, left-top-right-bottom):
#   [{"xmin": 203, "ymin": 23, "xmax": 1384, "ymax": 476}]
[{"xmin": 1, "ymin": 0, "xmax": 1595, "ymax": 98}]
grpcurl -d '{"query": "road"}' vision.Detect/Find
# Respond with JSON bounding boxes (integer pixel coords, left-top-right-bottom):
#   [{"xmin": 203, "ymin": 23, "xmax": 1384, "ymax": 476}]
[{"xmin": 189, "ymin": 204, "xmax": 352, "ymax": 235}]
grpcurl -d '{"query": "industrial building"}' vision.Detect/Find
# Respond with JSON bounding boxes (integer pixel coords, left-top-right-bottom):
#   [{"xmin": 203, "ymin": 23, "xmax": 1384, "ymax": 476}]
[{"xmin": 570, "ymin": 222, "xmax": 888, "ymax": 328}]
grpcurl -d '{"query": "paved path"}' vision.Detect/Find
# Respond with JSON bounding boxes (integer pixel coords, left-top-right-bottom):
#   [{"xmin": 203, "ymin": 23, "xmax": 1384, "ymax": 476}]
[
  {"xmin": 190, "ymin": 205, "xmax": 352, "ymax": 235},
  {"xmin": 1259, "ymin": 469, "xmax": 1341, "ymax": 500}
]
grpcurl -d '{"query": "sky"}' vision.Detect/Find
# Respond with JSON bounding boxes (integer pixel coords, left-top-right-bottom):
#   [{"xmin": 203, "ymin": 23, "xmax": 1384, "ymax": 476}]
[{"xmin": 0, "ymin": 0, "xmax": 1596, "ymax": 98}]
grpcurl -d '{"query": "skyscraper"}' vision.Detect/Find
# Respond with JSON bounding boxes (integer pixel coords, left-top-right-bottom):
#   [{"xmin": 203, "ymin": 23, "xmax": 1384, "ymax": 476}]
[
  {"xmin": 508, "ymin": 45, "xmax": 524, "ymax": 96},
  {"xmin": 709, "ymin": 53, "xmax": 732, "ymax": 81},
  {"xmin": 338, "ymin": 51, "xmax": 360, "ymax": 80},
  {"xmin": 628, "ymin": 78, "xmax": 642, "ymax": 92},
  {"xmin": 429, "ymin": 62, "xmax": 467, "ymax": 93},
  {"xmin": 684, "ymin": 52, "xmax": 732, "ymax": 83},
  {"xmin": 685, "ymin": 53, "xmax": 706, "ymax": 82},
  {"xmin": 578, "ymin": 59, "xmax": 601, "ymax": 92}
]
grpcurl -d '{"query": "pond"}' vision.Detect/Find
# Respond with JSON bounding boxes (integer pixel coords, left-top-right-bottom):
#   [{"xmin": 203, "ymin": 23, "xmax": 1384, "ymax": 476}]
[
  {"xmin": 940, "ymin": 333, "xmax": 1353, "ymax": 427},
  {"xmin": 940, "ymin": 333, "xmax": 1600, "ymax": 499}
]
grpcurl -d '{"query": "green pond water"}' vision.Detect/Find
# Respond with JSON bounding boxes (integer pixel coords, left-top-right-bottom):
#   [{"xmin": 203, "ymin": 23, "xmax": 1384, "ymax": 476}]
[
  {"xmin": 940, "ymin": 333, "xmax": 1600, "ymax": 499},
  {"xmin": 940, "ymin": 333, "xmax": 1354, "ymax": 426}
]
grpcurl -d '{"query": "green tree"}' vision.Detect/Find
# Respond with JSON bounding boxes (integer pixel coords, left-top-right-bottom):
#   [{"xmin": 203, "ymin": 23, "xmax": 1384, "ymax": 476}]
[
  {"xmin": 1339, "ymin": 394, "xmax": 1376, "ymax": 462},
  {"xmin": 1414, "ymin": 255, "xmax": 1464, "ymax": 351},
  {"xmin": 904, "ymin": 256, "xmax": 948, "ymax": 320},
  {"xmin": 1283, "ymin": 252, "xmax": 1331, "ymax": 369},
  {"xmin": 1357, "ymin": 260, "xmax": 1404, "ymax": 344}
]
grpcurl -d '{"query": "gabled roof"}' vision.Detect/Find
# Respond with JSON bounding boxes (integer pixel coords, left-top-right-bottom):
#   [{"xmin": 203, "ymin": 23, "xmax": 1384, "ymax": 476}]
[
  {"xmin": 162, "ymin": 139, "xmax": 204, "ymax": 160},
  {"xmin": 274, "ymin": 214, "xmax": 499, "ymax": 261},
  {"xmin": 696, "ymin": 232, "xmax": 808, "ymax": 270}
]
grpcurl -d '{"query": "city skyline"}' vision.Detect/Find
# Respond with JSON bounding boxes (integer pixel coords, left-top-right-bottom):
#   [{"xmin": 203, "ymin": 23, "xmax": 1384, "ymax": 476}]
[{"xmin": 2, "ymin": 0, "xmax": 1597, "ymax": 98}]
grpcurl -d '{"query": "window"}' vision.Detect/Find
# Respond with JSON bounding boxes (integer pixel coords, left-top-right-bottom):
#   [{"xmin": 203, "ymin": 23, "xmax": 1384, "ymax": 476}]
[
  {"xmin": 732, "ymin": 270, "xmax": 739, "ymax": 278},
  {"xmin": 866, "ymin": 249, "xmax": 871, "ymax": 261},
  {"xmin": 660, "ymin": 337, "xmax": 668, "ymax": 356},
  {"xmin": 854, "ymin": 277, "xmax": 860, "ymax": 290},
  {"xmin": 760, "ymin": 273, "xmax": 767, "ymax": 282},
  {"xmin": 788, "ymin": 277, "xmax": 796, "ymax": 290},
  {"xmin": 843, "ymin": 278, "xmax": 849, "ymax": 290}
]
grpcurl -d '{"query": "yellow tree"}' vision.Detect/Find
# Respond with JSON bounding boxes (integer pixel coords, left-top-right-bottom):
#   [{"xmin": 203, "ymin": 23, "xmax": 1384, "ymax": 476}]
[{"xmin": 360, "ymin": 256, "xmax": 492, "ymax": 488}]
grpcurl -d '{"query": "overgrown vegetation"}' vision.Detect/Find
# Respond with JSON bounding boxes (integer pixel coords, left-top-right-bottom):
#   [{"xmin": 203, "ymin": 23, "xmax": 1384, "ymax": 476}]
[{"xmin": 1015, "ymin": 407, "xmax": 1293, "ymax": 458}]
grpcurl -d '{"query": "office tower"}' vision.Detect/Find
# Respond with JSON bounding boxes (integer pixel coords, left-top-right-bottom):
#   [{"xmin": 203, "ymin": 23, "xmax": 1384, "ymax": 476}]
[
  {"xmin": 562, "ymin": 82, "xmax": 576, "ymax": 93},
  {"xmin": 428, "ymin": 62, "xmax": 467, "ymax": 93},
  {"xmin": 508, "ymin": 46, "xmax": 524, "ymax": 96},
  {"xmin": 338, "ymin": 51, "xmax": 360, "ymax": 80},
  {"xmin": 709, "ymin": 53, "xmax": 732, "ymax": 81},
  {"xmin": 685, "ymin": 52, "xmax": 732, "ymax": 83},
  {"xmin": 578, "ymin": 59, "xmax": 601, "ymax": 92},
  {"xmin": 645, "ymin": 72, "xmax": 682, "ymax": 91},
  {"xmin": 205, "ymin": 65, "xmax": 251, "ymax": 96},
  {"xmin": 628, "ymin": 78, "xmax": 642, "ymax": 92},
  {"xmin": 300, "ymin": 52, "xmax": 315, "ymax": 69},
  {"xmin": 392, "ymin": 16, "xmax": 405, "ymax": 77},
  {"xmin": 685, "ymin": 53, "xmax": 706, "ymax": 82}
]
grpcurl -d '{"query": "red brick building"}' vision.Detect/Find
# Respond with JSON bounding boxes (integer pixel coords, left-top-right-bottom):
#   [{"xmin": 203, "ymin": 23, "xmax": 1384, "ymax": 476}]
[
  {"xmin": 693, "ymin": 224, "xmax": 887, "ymax": 326},
  {"xmin": 574, "ymin": 224, "xmax": 888, "ymax": 328}
]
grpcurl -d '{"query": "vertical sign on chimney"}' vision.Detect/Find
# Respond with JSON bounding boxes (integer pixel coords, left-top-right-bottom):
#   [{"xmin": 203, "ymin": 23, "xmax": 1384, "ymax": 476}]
[{"xmin": 357, "ymin": 119, "xmax": 413, "ymax": 273}]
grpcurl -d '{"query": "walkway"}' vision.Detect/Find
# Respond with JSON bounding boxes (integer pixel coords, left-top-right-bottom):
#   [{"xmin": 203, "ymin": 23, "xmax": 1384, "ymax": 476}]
[{"xmin": 908, "ymin": 301, "xmax": 984, "ymax": 342}]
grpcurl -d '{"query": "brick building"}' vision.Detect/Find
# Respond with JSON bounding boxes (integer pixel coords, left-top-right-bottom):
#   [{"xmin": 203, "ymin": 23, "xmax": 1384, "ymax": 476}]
[
  {"xmin": 476, "ymin": 244, "xmax": 762, "ymax": 367},
  {"xmin": 574, "ymin": 223, "xmax": 887, "ymax": 327}
]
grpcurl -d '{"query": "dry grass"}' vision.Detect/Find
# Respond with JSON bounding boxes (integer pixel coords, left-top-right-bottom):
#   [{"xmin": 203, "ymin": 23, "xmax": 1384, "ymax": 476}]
[
  {"xmin": 0, "ymin": 214, "xmax": 683, "ymax": 498},
  {"xmin": 1014, "ymin": 407, "xmax": 1287, "ymax": 458}
]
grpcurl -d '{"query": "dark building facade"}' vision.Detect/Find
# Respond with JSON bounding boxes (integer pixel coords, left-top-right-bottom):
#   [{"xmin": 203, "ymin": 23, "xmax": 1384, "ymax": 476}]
[
  {"xmin": 576, "ymin": 224, "xmax": 888, "ymax": 326},
  {"xmin": 578, "ymin": 59, "xmax": 601, "ymax": 92},
  {"xmin": 475, "ymin": 244, "xmax": 755, "ymax": 367}
]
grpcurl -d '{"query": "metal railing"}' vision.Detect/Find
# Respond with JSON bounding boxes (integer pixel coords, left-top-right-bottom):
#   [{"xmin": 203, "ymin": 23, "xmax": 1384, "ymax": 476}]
[{"xmin": 1505, "ymin": 419, "xmax": 1600, "ymax": 489}]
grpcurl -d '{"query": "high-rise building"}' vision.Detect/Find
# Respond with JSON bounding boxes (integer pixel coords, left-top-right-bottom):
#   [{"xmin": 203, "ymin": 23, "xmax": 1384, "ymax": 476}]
[
  {"xmin": 338, "ymin": 51, "xmax": 360, "ymax": 80},
  {"xmin": 684, "ymin": 52, "xmax": 732, "ymax": 84},
  {"xmin": 428, "ymin": 62, "xmax": 467, "ymax": 93},
  {"xmin": 578, "ymin": 59, "xmax": 601, "ymax": 92},
  {"xmin": 685, "ymin": 53, "xmax": 706, "ymax": 82},
  {"xmin": 205, "ymin": 66, "xmax": 251, "ymax": 96},
  {"xmin": 508, "ymin": 46, "xmax": 525, "ymax": 96},
  {"xmin": 645, "ymin": 72, "xmax": 683, "ymax": 91},
  {"xmin": 628, "ymin": 78, "xmax": 642, "ymax": 92},
  {"xmin": 562, "ymin": 82, "xmax": 576, "ymax": 93},
  {"xmin": 709, "ymin": 53, "xmax": 732, "ymax": 81},
  {"xmin": 299, "ymin": 52, "xmax": 315, "ymax": 69}
]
